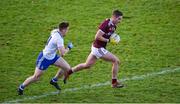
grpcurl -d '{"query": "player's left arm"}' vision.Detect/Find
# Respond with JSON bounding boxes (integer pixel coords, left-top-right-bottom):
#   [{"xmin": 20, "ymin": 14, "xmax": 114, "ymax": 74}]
[{"xmin": 95, "ymin": 30, "xmax": 109, "ymax": 42}]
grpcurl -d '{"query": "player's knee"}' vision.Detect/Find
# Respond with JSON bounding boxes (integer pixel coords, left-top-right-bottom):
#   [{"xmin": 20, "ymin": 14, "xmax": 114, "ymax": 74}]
[
  {"xmin": 113, "ymin": 58, "xmax": 120, "ymax": 65},
  {"xmin": 84, "ymin": 63, "xmax": 92, "ymax": 69},
  {"xmin": 33, "ymin": 75, "xmax": 41, "ymax": 81},
  {"xmin": 66, "ymin": 67, "xmax": 71, "ymax": 71},
  {"xmin": 117, "ymin": 59, "xmax": 120, "ymax": 65}
]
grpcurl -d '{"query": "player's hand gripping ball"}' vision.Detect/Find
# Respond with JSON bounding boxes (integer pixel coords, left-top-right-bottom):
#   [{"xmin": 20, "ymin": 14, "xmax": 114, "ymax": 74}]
[{"xmin": 110, "ymin": 33, "xmax": 121, "ymax": 45}]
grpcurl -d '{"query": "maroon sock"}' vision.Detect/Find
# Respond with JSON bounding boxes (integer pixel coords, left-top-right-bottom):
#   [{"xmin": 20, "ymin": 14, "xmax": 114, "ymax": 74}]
[
  {"xmin": 112, "ymin": 79, "xmax": 117, "ymax": 84},
  {"xmin": 68, "ymin": 69, "xmax": 73, "ymax": 75}
]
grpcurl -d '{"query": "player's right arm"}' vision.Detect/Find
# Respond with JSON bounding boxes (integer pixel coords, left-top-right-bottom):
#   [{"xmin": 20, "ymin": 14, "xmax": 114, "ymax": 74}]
[
  {"xmin": 57, "ymin": 36, "xmax": 73, "ymax": 57},
  {"xmin": 95, "ymin": 30, "xmax": 109, "ymax": 42},
  {"xmin": 95, "ymin": 20, "xmax": 109, "ymax": 42},
  {"xmin": 56, "ymin": 34, "xmax": 70, "ymax": 57}
]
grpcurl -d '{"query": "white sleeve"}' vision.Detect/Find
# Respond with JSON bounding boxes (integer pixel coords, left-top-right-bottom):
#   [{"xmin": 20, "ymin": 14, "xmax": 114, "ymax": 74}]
[{"xmin": 56, "ymin": 34, "xmax": 64, "ymax": 49}]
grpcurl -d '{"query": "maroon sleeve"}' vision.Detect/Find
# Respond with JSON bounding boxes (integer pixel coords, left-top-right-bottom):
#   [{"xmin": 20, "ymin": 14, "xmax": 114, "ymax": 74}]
[{"xmin": 98, "ymin": 20, "xmax": 108, "ymax": 33}]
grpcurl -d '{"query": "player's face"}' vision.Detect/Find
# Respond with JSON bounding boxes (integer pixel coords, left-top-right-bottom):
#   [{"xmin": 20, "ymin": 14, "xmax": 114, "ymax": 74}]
[
  {"xmin": 61, "ymin": 27, "xmax": 69, "ymax": 36},
  {"xmin": 114, "ymin": 16, "xmax": 123, "ymax": 25}
]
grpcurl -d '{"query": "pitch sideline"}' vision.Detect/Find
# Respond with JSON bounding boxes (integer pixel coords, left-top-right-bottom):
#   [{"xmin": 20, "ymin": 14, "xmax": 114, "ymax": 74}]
[{"xmin": 3, "ymin": 67, "xmax": 180, "ymax": 103}]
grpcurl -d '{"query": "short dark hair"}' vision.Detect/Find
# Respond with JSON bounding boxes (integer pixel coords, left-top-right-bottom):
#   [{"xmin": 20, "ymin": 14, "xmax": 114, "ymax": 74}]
[
  {"xmin": 59, "ymin": 21, "xmax": 69, "ymax": 30},
  {"xmin": 112, "ymin": 10, "xmax": 123, "ymax": 17}
]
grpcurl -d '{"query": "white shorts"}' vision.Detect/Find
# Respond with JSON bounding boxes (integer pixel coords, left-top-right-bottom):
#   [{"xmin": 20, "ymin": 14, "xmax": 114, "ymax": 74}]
[{"xmin": 90, "ymin": 46, "xmax": 109, "ymax": 58}]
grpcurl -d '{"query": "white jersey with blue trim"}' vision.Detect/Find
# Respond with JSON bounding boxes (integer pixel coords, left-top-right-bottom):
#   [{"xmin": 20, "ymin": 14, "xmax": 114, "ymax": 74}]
[{"xmin": 43, "ymin": 29, "xmax": 64, "ymax": 60}]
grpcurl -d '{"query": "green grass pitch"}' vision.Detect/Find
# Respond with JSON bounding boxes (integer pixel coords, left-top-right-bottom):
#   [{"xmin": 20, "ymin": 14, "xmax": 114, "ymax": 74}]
[{"xmin": 0, "ymin": 0, "xmax": 180, "ymax": 103}]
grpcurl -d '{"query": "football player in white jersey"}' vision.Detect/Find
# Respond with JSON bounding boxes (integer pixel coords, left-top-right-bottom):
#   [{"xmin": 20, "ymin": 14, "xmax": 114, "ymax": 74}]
[{"xmin": 18, "ymin": 22, "xmax": 73, "ymax": 95}]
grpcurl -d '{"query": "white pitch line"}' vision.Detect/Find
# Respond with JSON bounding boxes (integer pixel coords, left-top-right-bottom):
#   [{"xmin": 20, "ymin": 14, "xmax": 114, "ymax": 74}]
[{"xmin": 3, "ymin": 67, "xmax": 180, "ymax": 103}]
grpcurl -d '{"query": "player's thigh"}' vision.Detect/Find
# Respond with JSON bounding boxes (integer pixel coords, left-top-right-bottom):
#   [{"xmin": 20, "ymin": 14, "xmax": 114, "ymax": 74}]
[
  {"xmin": 85, "ymin": 53, "xmax": 97, "ymax": 66},
  {"xmin": 54, "ymin": 57, "xmax": 71, "ymax": 70},
  {"xmin": 101, "ymin": 52, "xmax": 119, "ymax": 63}
]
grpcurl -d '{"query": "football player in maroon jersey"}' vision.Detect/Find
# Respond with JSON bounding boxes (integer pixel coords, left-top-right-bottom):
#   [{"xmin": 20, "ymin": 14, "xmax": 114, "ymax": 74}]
[{"xmin": 65, "ymin": 10, "xmax": 123, "ymax": 88}]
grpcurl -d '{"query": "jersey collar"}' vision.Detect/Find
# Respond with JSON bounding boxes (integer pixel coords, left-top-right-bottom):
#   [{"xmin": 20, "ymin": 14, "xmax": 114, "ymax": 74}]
[
  {"xmin": 109, "ymin": 18, "xmax": 115, "ymax": 26},
  {"xmin": 57, "ymin": 30, "xmax": 63, "ymax": 38}
]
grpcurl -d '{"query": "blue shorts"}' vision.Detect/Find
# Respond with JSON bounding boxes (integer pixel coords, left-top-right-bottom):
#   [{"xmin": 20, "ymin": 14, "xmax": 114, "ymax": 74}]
[{"xmin": 36, "ymin": 52, "xmax": 60, "ymax": 70}]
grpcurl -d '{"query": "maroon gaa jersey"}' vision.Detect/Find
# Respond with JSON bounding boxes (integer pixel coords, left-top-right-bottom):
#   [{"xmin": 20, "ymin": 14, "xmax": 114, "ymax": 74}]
[{"xmin": 93, "ymin": 18, "xmax": 116, "ymax": 48}]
